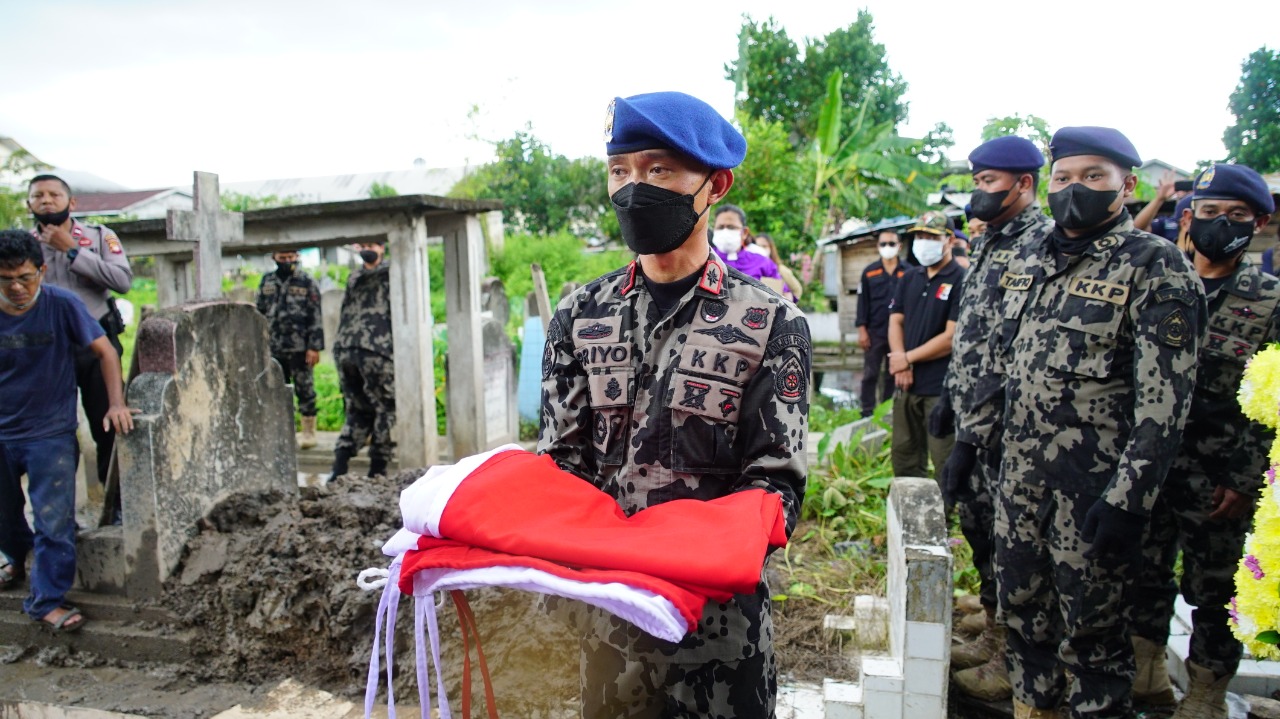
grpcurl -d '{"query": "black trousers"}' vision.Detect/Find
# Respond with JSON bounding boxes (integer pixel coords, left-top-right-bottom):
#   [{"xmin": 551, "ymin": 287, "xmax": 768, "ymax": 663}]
[
  {"xmin": 73, "ymin": 326, "xmax": 123, "ymax": 485},
  {"xmin": 859, "ymin": 334, "xmax": 893, "ymax": 417}
]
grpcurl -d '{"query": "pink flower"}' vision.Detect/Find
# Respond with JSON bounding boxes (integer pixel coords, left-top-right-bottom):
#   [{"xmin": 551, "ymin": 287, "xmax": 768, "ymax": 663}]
[
  {"xmin": 1246, "ymin": 555, "xmax": 1265, "ymax": 580},
  {"xmin": 1230, "ymin": 597, "xmax": 1240, "ymax": 625},
  {"xmin": 1268, "ymin": 466, "xmax": 1277, "ymax": 485}
]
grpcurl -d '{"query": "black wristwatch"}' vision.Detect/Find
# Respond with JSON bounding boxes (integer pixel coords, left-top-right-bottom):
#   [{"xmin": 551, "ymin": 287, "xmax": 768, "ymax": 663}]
[{"xmin": 66, "ymin": 248, "xmax": 79, "ymax": 261}]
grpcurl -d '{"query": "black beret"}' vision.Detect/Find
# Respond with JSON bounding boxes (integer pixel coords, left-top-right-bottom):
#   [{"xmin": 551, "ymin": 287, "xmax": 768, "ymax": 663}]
[
  {"xmin": 1193, "ymin": 163, "xmax": 1276, "ymax": 215},
  {"xmin": 969, "ymin": 135, "xmax": 1044, "ymax": 174},
  {"xmin": 604, "ymin": 92, "xmax": 747, "ymax": 170},
  {"xmin": 1049, "ymin": 126, "xmax": 1141, "ymax": 169}
]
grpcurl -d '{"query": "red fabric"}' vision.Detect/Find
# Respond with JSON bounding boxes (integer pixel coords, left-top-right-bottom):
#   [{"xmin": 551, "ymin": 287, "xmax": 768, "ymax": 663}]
[{"xmin": 398, "ymin": 450, "xmax": 788, "ymax": 623}]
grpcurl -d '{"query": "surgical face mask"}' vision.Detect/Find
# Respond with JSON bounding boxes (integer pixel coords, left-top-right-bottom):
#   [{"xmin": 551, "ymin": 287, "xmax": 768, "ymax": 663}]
[
  {"xmin": 912, "ymin": 238, "xmax": 945, "ymax": 266},
  {"xmin": 1047, "ymin": 183, "xmax": 1122, "ymax": 231},
  {"xmin": 745, "ymin": 243, "xmax": 771, "ymax": 257},
  {"xmin": 32, "ymin": 207, "xmax": 71, "ymax": 227},
  {"xmin": 712, "ymin": 229, "xmax": 742, "ymax": 258},
  {"xmin": 275, "ymin": 260, "xmax": 296, "ymax": 276},
  {"xmin": 969, "ymin": 186, "xmax": 1013, "ymax": 222},
  {"xmin": 611, "ymin": 177, "xmax": 711, "ymax": 255},
  {"xmin": 0, "ymin": 272, "xmax": 42, "ymax": 311},
  {"xmin": 878, "ymin": 244, "xmax": 900, "ymax": 260},
  {"xmin": 1190, "ymin": 215, "xmax": 1255, "ymax": 262},
  {"xmin": 359, "ymin": 249, "xmax": 380, "ymax": 265}
]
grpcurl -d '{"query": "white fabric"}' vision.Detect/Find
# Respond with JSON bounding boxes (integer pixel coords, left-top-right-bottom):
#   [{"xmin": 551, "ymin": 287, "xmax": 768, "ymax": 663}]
[{"xmin": 395, "ymin": 444, "xmax": 523, "ymax": 542}]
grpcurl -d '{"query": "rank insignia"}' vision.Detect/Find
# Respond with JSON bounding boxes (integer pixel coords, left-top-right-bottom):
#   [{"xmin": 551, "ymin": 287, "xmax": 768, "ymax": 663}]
[
  {"xmin": 679, "ymin": 380, "xmax": 711, "ymax": 411},
  {"xmin": 106, "ymin": 236, "xmax": 123, "ymax": 254},
  {"xmin": 701, "ymin": 300, "xmax": 728, "ymax": 323},
  {"xmin": 604, "ymin": 377, "xmax": 622, "ymax": 401},
  {"xmin": 78, "ymin": 237, "xmax": 93, "ymax": 247},
  {"xmin": 1158, "ymin": 308, "xmax": 1191, "ymax": 348},
  {"xmin": 594, "ymin": 413, "xmax": 608, "ymax": 444},
  {"xmin": 742, "ymin": 307, "xmax": 769, "ymax": 330},
  {"xmin": 1231, "ymin": 306, "xmax": 1260, "ymax": 320},
  {"xmin": 699, "ymin": 262, "xmax": 723, "ymax": 294},
  {"xmin": 1207, "ymin": 333, "xmax": 1227, "ymax": 351},
  {"xmin": 718, "ymin": 388, "xmax": 741, "ymax": 418},
  {"xmin": 775, "ymin": 355, "xmax": 806, "ymax": 404},
  {"xmin": 695, "ymin": 324, "xmax": 760, "ymax": 346},
  {"xmin": 1233, "ymin": 341, "xmax": 1252, "ymax": 357},
  {"xmin": 577, "ymin": 322, "xmax": 614, "ymax": 340}
]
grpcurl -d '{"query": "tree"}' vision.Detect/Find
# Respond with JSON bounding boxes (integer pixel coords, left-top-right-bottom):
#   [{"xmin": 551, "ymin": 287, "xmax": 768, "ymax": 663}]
[
  {"xmin": 727, "ymin": 12, "xmax": 908, "ymax": 144},
  {"xmin": 221, "ymin": 192, "xmax": 298, "ymax": 212},
  {"xmin": 0, "ymin": 149, "xmax": 51, "ymax": 230},
  {"xmin": 727, "ymin": 112, "xmax": 810, "ymax": 258},
  {"xmin": 368, "ymin": 182, "xmax": 398, "ymax": 198},
  {"xmin": 981, "ymin": 114, "xmax": 1052, "ymax": 155},
  {"xmin": 1224, "ymin": 47, "xmax": 1280, "ymax": 173}
]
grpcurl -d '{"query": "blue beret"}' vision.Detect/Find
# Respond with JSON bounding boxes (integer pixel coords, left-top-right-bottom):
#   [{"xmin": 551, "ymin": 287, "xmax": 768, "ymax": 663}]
[
  {"xmin": 604, "ymin": 92, "xmax": 746, "ymax": 170},
  {"xmin": 1193, "ymin": 163, "xmax": 1276, "ymax": 215},
  {"xmin": 968, "ymin": 135, "xmax": 1044, "ymax": 174},
  {"xmin": 1049, "ymin": 126, "xmax": 1141, "ymax": 169},
  {"xmin": 954, "ymin": 229, "xmax": 970, "ymax": 241},
  {"xmin": 1174, "ymin": 193, "xmax": 1194, "ymax": 220}
]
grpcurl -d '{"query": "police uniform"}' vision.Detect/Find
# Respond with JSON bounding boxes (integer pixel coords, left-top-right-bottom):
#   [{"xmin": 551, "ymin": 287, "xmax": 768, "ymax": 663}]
[
  {"xmin": 538, "ymin": 91, "xmax": 809, "ymax": 719},
  {"xmin": 332, "ymin": 262, "xmax": 395, "ymax": 469},
  {"xmin": 255, "ymin": 268, "xmax": 325, "ymax": 416},
  {"xmin": 994, "ymin": 127, "xmax": 1206, "ymax": 718},
  {"xmin": 1128, "ymin": 164, "xmax": 1280, "ymax": 691},
  {"xmin": 855, "ymin": 257, "xmax": 905, "ymax": 416},
  {"xmin": 36, "ymin": 220, "xmax": 132, "ymax": 485}
]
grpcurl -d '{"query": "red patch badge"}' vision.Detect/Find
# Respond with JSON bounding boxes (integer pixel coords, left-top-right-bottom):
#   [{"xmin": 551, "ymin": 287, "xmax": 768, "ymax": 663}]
[
  {"xmin": 78, "ymin": 237, "xmax": 93, "ymax": 247},
  {"xmin": 935, "ymin": 283, "xmax": 953, "ymax": 301},
  {"xmin": 107, "ymin": 238, "xmax": 123, "ymax": 254},
  {"xmin": 742, "ymin": 307, "xmax": 769, "ymax": 330}
]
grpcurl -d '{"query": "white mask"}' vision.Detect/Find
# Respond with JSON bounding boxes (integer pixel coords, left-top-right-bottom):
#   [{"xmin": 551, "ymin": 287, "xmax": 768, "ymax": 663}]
[
  {"xmin": 912, "ymin": 238, "xmax": 944, "ymax": 267},
  {"xmin": 745, "ymin": 243, "xmax": 771, "ymax": 257},
  {"xmin": 878, "ymin": 245, "xmax": 900, "ymax": 260},
  {"xmin": 712, "ymin": 229, "xmax": 742, "ymax": 259}
]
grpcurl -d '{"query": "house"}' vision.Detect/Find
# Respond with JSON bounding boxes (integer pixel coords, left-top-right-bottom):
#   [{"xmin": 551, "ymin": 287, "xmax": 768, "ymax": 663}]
[
  {"xmin": 222, "ymin": 160, "xmax": 472, "ymax": 204},
  {"xmin": 1136, "ymin": 159, "xmax": 1193, "ymax": 189},
  {"xmin": 72, "ymin": 188, "xmax": 193, "ymax": 220}
]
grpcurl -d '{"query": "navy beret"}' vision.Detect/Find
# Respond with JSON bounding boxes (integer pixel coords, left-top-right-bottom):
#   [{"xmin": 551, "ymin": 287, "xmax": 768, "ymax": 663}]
[
  {"xmin": 1193, "ymin": 163, "xmax": 1276, "ymax": 215},
  {"xmin": 604, "ymin": 92, "xmax": 747, "ymax": 170},
  {"xmin": 1049, "ymin": 126, "xmax": 1141, "ymax": 169},
  {"xmin": 969, "ymin": 135, "xmax": 1044, "ymax": 174},
  {"xmin": 1174, "ymin": 193, "xmax": 1194, "ymax": 220}
]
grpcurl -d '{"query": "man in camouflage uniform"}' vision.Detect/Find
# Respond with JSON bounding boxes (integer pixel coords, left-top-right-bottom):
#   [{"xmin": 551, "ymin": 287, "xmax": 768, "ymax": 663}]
[
  {"xmin": 330, "ymin": 241, "xmax": 394, "ymax": 478},
  {"xmin": 27, "ymin": 174, "xmax": 132, "ymax": 488},
  {"xmin": 538, "ymin": 91, "xmax": 809, "ymax": 719},
  {"xmin": 994, "ymin": 127, "xmax": 1205, "ymax": 719},
  {"xmin": 255, "ymin": 249, "xmax": 325, "ymax": 449},
  {"xmin": 1127, "ymin": 164, "xmax": 1277, "ymax": 719},
  {"xmin": 942, "ymin": 136, "xmax": 1054, "ymax": 701}
]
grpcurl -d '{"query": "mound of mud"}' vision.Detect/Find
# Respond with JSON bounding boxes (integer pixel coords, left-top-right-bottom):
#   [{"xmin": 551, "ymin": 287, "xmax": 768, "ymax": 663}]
[{"xmin": 164, "ymin": 469, "xmax": 580, "ymax": 716}]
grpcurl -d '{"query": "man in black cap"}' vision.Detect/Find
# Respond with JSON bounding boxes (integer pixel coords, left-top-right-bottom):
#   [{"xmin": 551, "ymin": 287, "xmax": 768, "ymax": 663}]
[
  {"xmin": 993, "ymin": 126, "xmax": 1205, "ymax": 719},
  {"xmin": 943, "ymin": 135, "xmax": 1054, "ymax": 702},
  {"xmin": 1126, "ymin": 163, "xmax": 1276, "ymax": 719},
  {"xmin": 538, "ymin": 91, "xmax": 809, "ymax": 718}
]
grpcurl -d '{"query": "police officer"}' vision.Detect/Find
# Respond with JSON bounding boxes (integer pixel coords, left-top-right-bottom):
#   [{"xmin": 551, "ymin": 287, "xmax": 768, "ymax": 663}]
[
  {"xmin": 26, "ymin": 174, "xmax": 132, "ymax": 488},
  {"xmin": 943, "ymin": 136, "xmax": 1054, "ymax": 702},
  {"xmin": 994, "ymin": 127, "xmax": 1205, "ymax": 719},
  {"xmin": 255, "ymin": 249, "xmax": 325, "ymax": 450},
  {"xmin": 538, "ymin": 91, "xmax": 809, "ymax": 718},
  {"xmin": 1127, "ymin": 164, "xmax": 1277, "ymax": 719},
  {"xmin": 856, "ymin": 228, "xmax": 906, "ymax": 417},
  {"xmin": 330, "ymin": 241, "xmax": 394, "ymax": 478}
]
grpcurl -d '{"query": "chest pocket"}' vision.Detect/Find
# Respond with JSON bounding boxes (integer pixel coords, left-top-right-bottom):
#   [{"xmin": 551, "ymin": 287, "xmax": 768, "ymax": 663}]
[
  {"xmin": 1048, "ymin": 295, "xmax": 1127, "ymax": 379},
  {"xmin": 574, "ymin": 317, "xmax": 633, "ymax": 468},
  {"xmin": 1202, "ymin": 297, "xmax": 1276, "ymax": 396}
]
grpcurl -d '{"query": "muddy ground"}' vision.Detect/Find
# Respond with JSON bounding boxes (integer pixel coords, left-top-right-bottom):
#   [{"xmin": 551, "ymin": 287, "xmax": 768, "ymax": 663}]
[{"xmin": 4, "ymin": 469, "xmax": 854, "ymax": 717}]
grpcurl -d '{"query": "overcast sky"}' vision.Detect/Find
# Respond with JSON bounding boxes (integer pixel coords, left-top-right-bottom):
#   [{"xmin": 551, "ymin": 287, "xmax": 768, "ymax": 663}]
[{"xmin": 2, "ymin": 0, "xmax": 1274, "ymax": 190}]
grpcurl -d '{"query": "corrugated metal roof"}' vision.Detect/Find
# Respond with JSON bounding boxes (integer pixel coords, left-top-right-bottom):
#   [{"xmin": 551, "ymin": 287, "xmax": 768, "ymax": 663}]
[{"xmin": 222, "ymin": 165, "xmax": 472, "ymax": 203}]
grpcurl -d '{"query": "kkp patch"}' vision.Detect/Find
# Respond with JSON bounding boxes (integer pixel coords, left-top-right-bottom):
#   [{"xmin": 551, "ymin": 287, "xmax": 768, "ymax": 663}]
[
  {"xmin": 742, "ymin": 307, "xmax": 769, "ymax": 330},
  {"xmin": 774, "ymin": 354, "xmax": 807, "ymax": 404},
  {"xmin": 701, "ymin": 300, "xmax": 728, "ymax": 323},
  {"xmin": 1157, "ymin": 307, "xmax": 1191, "ymax": 348}
]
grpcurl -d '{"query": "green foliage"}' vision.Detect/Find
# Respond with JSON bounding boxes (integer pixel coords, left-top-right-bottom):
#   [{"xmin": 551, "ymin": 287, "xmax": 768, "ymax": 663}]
[
  {"xmin": 0, "ymin": 149, "xmax": 51, "ymax": 230},
  {"xmin": 309, "ymin": 362, "xmax": 345, "ymax": 431},
  {"xmin": 727, "ymin": 12, "xmax": 908, "ymax": 143},
  {"xmin": 1224, "ymin": 47, "xmax": 1280, "ymax": 173},
  {"xmin": 729, "ymin": 112, "xmax": 811, "ymax": 259},
  {"xmin": 981, "ymin": 113, "xmax": 1053, "ymax": 152},
  {"xmin": 221, "ymin": 192, "xmax": 299, "ymax": 212},
  {"xmin": 449, "ymin": 127, "xmax": 609, "ymax": 238},
  {"xmin": 488, "ymin": 233, "xmax": 631, "ymax": 310},
  {"xmin": 808, "ymin": 396, "xmax": 862, "ymax": 434},
  {"xmin": 368, "ymin": 182, "xmax": 399, "ymax": 198}
]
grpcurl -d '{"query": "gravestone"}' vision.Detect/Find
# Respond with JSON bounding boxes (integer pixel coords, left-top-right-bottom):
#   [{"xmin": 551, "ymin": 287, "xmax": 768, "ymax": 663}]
[
  {"xmin": 481, "ymin": 317, "xmax": 518, "ymax": 447},
  {"xmin": 517, "ymin": 291, "xmax": 546, "ymax": 423},
  {"xmin": 115, "ymin": 301, "xmax": 297, "ymax": 600},
  {"xmin": 320, "ymin": 288, "xmax": 344, "ymax": 359},
  {"xmin": 480, "ymin": 277, "xmax": 510, "ymax": 328}
]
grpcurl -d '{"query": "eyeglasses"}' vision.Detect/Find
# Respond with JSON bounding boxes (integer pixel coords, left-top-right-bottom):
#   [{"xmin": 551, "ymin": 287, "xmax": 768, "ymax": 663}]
[{"xmin": 0, "ymin": 272, "xmax": 40, "ymax": 287}]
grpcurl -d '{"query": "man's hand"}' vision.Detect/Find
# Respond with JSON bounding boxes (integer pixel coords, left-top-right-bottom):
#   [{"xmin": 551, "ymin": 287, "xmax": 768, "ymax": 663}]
[
  {"xmin": 888, "ymin": 351, "xmax": 910, "ymax": 375},
  {"xmin": 894, "ymin": 367, "xmax": 913, "ymax": 390},
  {"xmin": 858, "ymin": 327, "xmax": 871, "ymax": 351},
  {"xmin": 1209, "ymin": 485, "xmax": 1253, "ymax": 521},
  {"xmin": 940, "ymin": 442, "xmax": 978, "ymax": 506},
  {"xmin": 1156, "ymin": 170, "xmax": 1178, "ymax": 202},
  {"xmin": 104, "ymin": 405, "xmax": 140, "ymax": 435},
  {"xmin": 305, "ymin": 349, "xmax": 320, "ymax": 367},
  {"xmin": 38, "ymin": 224, "xmax": 75, "ymax": 253},
  {"xmin": 1081, "ymin": 499, "xmax": 1145, "ymax": 564}
]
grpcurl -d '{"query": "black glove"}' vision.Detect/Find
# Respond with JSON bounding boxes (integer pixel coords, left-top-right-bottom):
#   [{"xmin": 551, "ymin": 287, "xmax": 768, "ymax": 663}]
[
  {"xmin": 940, "ymin": 441, "xmax": 978, "ymax": 506},
  {"xmin": 1080, "ymin": 499, "xmax": 1145, "ymax": 565},
  {"xmin": 928, "ymin": 393, "xmax": 955, "ymax": 438}
]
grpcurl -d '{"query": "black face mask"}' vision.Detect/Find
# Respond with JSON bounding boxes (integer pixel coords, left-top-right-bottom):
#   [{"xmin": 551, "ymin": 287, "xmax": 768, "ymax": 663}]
[
  {"xmin": 1047, "ymin": 183, "xmax": 1121, "ymax": 231},
  {"xmin": 611, "ymin": 176, "xmax": 711, "ymax": 255},
  {"xmin": 1190, "ymin": 215, "xmax": 1255, "ymax": 262},
  {"xmin": 969, "ymin": 187, "xmax": 1012, "ymax": 222},
  {"xmin": 275, "ymin": 261, "xmax": 296, "ymax": 276},
  {"xmin": 359, "ymin": 250, "xmax": 380, "ymax": 265},
  {"xmin": 33, "ymin": 207, "xmax": 71, "ymax": 227}
]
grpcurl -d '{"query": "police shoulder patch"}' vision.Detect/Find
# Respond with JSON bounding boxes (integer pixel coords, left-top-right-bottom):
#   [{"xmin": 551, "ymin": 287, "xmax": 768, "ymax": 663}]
[
  {"xmin": 1157, "ymin": 307, "xmax": 1191, "ymax": 348},
  {"xmin": 774, "ymin": 354, "xmax": 807, "ymax": 404}
]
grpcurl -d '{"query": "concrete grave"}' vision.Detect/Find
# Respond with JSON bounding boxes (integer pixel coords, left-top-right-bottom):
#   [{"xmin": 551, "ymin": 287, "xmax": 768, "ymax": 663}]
[
  {"xmin": 480, "ymin": 276, "xmax": 510, "ymax": 328},
  {"xmin": 481, "ymin": 317, "xmax": 519, "ymax": 447},
  {"xmin": 114, "ymin": 301, "xmax": 297, "ymax": 600},
  {"xmin": 319, "ymin": 288, "xmax": 344, "ymax": 360}
]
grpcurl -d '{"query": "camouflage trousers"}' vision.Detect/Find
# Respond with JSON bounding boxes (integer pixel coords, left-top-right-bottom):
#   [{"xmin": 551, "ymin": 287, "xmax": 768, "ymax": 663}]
[
  {"xmin": 1128, "ymin": 468, "xmax": 1252, "ymax": 677},
  {"xmin": 273, "ymin": 351, "xmax": 317, "ymax": 417},
  {"xmin": 334, "ymin": 350, "xmax": 396, "ymax": 463},
  {"xmin": 996, "ymin": 480, "xmax": 1137, "ymax": 719},
  {"xmin": 567, "ymin": 588, "xmax": 776, "ymax": 719},
  {"xmin": 956, "ymin": 447, "xmax": 999, "ymax": 609}
]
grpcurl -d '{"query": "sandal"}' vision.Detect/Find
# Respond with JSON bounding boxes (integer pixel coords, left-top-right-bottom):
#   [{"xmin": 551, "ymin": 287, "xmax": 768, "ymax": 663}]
[
  {"xmin": 38, "ymin": 606, "xmax": 85, "ymax": 634},
  {"xmin": 0, "ymin": 550, "xmax": 22, "ymax": 589}
]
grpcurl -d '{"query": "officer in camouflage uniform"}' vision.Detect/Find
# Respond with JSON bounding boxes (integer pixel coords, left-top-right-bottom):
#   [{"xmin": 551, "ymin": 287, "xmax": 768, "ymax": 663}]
[
  {"xmin": 994, "ymin": 127, "xmax": 1206, "ymax": 719},
  {"xmin": 330, "ymin": 241, "xmax": 394, "ymax": 478},
  {"xmin": 1127, "ymin": 164, "xmax": 1277, "ymax": 719},
  {"xmin": 538, "ymin": 91, "xmax": 809, "ymax": 719},
  {"xmin": 941, "ymin": 137, "xmax": 1054, "ymax": 701},
  {"xmin": 255, "ymin": 249, "xmax": 325, "ymax": 450}
]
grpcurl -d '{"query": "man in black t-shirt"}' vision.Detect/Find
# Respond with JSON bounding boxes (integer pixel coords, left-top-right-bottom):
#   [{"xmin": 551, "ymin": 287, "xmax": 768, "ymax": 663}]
[
  {"xmin": 855, "ymin": 229, "xmax": 906, "ymax": 416},
  {"xmin": 888, "ymin": 212, "xmax": 963, "ymax": 479}
]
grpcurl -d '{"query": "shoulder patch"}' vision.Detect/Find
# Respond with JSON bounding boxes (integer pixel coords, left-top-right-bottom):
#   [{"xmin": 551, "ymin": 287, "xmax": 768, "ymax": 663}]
[
  {"xmin": 1153, "ymin": 287, "xmax": 1196, "ymax": 307},
  {"xmin": 701, "ymin": 299, "xmax": 728, "ymax": 323},
  {"xmin": 767, "ymin": 333, "xmax": 811, "ymax": 357},
  {"xmin": 741, "ymin": 307, "xmax": 769, "ymax": 330},
  {"xmin": 1157, "ymin": 307, "xmax": 1192, "ymax": 348},
  {"xmin": 774, "ymin": 354, "xmax": 807, "ymax": 404}
]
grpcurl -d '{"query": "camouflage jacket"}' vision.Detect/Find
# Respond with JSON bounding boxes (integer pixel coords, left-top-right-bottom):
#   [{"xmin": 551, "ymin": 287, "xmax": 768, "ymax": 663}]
[
  {"xmin": 996, "ymin": 216, "xmax": 1206, "ymax": 515},
  {"xmin": 947, "ymin": 205, "xmax": 1054, "ymax": 449},
  {"xmin": 255, "ymin": 270, "xmax": 324, "ymax": 354},
  {"xmin": 1172, "ymin": 262, "xmax": 1280, "ymax": 495},
  {"xmin": 333, "ymin": 263, "xmax": 393, "ymax": 359},
  {"xmin": 538, "ymin": 252, "xmax": 809, "ymax": 660}
]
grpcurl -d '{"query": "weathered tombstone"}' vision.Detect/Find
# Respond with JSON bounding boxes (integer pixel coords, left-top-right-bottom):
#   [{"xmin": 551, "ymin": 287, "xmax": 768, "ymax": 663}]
[
  {"xmin": 114, "ymin": 302, "xmax": 297, "ymax": 600},
  {"xmin": 517, "ymin": 291, "xmax": 546, "ymax": 423},
  {"xmin": 481, "ymin": 317, "xmax": 518, "ymax": 447},
  {"xmin": 161, "ymin": 171, "xmax": 243, "ymax": 304},
  {"xmin": 480, "ymin": 277, "xmax": 510, "ymax": 328}
]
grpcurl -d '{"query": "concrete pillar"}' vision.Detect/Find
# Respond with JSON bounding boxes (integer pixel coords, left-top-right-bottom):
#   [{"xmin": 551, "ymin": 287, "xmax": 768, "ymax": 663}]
[
  {"xmin": 445, "ymin": 214, "xmax": 487, "ymax": 459},
  {"xmin": 387, "ymin": 217, "xmax": 439, "ymax": 468}
]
